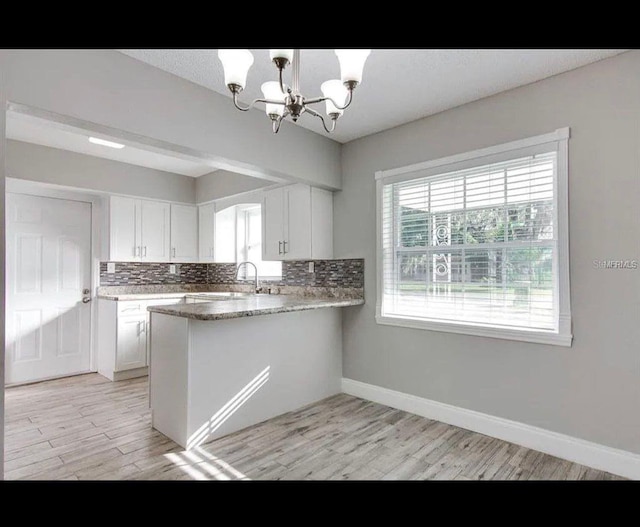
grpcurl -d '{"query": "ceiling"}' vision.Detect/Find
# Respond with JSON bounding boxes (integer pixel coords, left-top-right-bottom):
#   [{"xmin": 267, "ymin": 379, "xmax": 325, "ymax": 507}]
[
  {"xmin": 120, "ymin": 49, "xmax": 626, "ymax": 143},
  {"xmin": 6, "ymin": 113, "xmax": 214, "ymax": 177}
]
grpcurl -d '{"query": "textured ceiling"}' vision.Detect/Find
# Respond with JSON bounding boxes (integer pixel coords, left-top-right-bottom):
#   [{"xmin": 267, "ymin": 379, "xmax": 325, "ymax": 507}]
[{"xmin": 120, "ymin": 49, "xmax": 626, "ymax": 143}]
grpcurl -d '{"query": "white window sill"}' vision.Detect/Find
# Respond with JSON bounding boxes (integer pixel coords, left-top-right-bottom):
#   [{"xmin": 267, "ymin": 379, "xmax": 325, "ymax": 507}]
[
  {"xmin": 237, "ymin": 277, "xmax": 282, "ymax": 282},
  {"xmin": 375, "ymin": 315, "xmax": 573, "ymax": 347}
]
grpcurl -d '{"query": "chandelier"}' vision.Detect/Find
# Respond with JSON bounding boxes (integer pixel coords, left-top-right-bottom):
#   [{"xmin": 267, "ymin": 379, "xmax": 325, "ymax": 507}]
[{"xmin": 217, "ymin": 49, "xmax": 371, "ymax": 134}]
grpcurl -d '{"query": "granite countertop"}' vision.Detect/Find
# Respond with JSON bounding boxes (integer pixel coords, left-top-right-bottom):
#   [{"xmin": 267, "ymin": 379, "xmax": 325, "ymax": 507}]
[
  {"xmin": 147, "ymin": 295, "xmax": 364, "ymax": 321},
  {"xmin": 97, "ymin": 293, "xmax": 190, "ymax": 301}
]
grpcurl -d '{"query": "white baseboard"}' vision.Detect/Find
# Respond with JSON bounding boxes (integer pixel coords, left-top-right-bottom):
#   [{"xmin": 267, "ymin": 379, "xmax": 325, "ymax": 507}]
[
  {"xmin": 342, "ymin": 378, "xmax": 640, "ymax": 480},
  {"xmin": 113, "ymin": 367, "xmax": 148, "ymax": 382}
]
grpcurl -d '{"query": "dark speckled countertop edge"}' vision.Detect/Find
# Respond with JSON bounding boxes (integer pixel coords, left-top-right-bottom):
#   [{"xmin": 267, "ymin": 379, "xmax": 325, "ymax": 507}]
[{"xmin": 147, "ymin": 297, "xmax": 364, "ymax": 321}]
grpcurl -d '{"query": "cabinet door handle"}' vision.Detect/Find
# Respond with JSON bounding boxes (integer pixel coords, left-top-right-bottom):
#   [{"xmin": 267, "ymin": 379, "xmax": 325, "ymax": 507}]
[
  {"xmin": 143, "ymin": 246, "xmax": 147, "ymax": 257},
  {"xmin": 278, "ymin": 241, "xmax": 283, "ymax": 255},
  {"xmin": 172, "ymin": 247, "xmax": 176, "ymax": 258},
  {"xmin": 283, "ymin": 241, "xmax": 288, "ymax": 254}
]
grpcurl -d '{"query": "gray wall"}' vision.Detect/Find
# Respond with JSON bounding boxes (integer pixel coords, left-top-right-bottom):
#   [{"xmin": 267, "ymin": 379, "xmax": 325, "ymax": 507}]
[
  {"xmin": 3, "ymin": 50, "xmax": 341, "ymax": 189},
  {"xmin": 336, "ymin": 51, "xmax": 640, "ymax": 453},
  {"xmin": 196, "ymin": 169, "xmax": 270, "ymax": 204},
  {"xmin": 7, "ymin": 140, "xmax": 197, "ymax": 203}
]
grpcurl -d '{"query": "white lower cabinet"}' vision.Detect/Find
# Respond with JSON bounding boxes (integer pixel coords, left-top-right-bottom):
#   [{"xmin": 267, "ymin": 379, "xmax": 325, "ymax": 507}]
[
  {"xmin": 98, "ymin": 298, "xmax": 182, "ymax": 381},
  {"xmin": 116, "ymin": 314, "xmax": 147, "ymax": 371}
]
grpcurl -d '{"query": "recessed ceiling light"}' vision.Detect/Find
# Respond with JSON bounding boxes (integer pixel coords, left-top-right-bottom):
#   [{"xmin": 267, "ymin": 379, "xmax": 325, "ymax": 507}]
[{"xmin": 89, "ymin": 137, "xmax": 125, "ymax": 149}]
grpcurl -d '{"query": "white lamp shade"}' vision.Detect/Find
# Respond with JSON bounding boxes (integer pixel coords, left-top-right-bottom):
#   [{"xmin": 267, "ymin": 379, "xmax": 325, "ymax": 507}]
[
  {"xmin": 321, "ymin": 80, "xmax": 348, "ymax": 116},
  {"xmin": 269, "ymin": 49, "xmax": 294, "ymax": 63},
  {"xmin": 334, "ymin": 49, "xmax": 371, "ymax": 84},
  {"xmin": 218, "ymin": 49, "xmax": 254, "ymax": 89},
  {"xmin": 261, "ymin": 81, "xmax": 286, "ymax": 117}
]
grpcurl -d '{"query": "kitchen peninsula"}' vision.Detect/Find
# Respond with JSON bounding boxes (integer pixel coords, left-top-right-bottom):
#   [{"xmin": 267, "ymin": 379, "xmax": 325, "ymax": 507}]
[{"xmin": 147, "ymin": 293, "xmax": 363, "ymax": 449}]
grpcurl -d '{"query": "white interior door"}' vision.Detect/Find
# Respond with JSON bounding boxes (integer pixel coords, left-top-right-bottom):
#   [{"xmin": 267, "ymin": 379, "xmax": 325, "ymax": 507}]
[{"xmin": 6, "ymin": 193, "xmax": 92, "ymax": 385}]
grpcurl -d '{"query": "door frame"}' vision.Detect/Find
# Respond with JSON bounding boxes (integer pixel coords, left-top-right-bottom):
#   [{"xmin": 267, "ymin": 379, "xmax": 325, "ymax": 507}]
[{"xmin": 6, "ymin": 178, "xmax": 106, "ymax": 375}]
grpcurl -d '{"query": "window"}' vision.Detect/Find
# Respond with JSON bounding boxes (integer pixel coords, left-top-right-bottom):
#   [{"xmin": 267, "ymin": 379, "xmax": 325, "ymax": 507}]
[
  {"xmin": 376, "ymin": 129, "xmax": 571, "ymax": 346},
  {"xmin": 214, "ymin": 203, "xmax": 282, "ymax": 280},
  {"xmin": 236, "ymin": 205, "xmax": 282, "ymax": 279}
]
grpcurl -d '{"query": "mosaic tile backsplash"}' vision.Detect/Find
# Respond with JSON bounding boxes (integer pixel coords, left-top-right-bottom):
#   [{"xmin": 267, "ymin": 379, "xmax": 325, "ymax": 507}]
[
  {"xmin": 100, "ymin": 259, "xmax": 364, "ymax": 289},
  {"xmin": 99, "ymin": 262, "xmax": 209, "ymax": 286}
]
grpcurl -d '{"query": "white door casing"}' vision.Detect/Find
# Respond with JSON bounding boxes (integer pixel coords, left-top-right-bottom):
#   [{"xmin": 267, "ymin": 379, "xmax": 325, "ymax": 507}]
[{"xmin": 6, "ymin": 193, "xmax": 92, "ymax": 385}]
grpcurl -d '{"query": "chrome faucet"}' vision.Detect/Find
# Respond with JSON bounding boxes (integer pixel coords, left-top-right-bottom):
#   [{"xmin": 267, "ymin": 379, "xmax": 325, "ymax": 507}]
[{"xmin": 236, "ymin": 261, "xmax": 261, "ymax": 293}]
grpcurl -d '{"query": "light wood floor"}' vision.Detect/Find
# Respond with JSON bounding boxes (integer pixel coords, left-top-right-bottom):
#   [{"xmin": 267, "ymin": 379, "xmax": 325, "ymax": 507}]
[{"xmin": 3, "ymin": 373, "xmax": 622, "ymax": 480}]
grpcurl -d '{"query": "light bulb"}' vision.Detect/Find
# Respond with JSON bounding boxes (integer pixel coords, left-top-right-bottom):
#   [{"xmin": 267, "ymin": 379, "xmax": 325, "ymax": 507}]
[
  {"xmin": 321, "ymin": 80, "xmax": 348, "ymax": 117},
  {"xmin": 334, "ymin": 49, "xmax": 371, "ymax": 85},
  {"xmin": 261, "ymin": 81, "xmax": 286, "ymax": 117},
  {"xmin": 269, "ymin": 49, "xmax": 294, "ymax": 64},
  {"xmin": 217, "ymin": 49, "xmax": 254, "ymax": 90}
]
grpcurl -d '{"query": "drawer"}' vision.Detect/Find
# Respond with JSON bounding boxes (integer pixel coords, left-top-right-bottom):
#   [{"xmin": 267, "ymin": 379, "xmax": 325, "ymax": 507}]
[
  {"xmin": 146, "ymin": 298, "xmax": 185, "ymax": 307},
  {"xmin": 117, "ymin": 301, "xmax": 145, "ymax": 316},
  {"xmin": 117, "ymin": 297, "xmax": 184, "ymax": 316}
]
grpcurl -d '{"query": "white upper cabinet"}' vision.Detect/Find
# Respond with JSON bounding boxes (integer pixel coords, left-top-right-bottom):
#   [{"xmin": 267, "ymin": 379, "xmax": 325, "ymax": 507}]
[
  {"xmin": 171, "ymin": 204, "xmax": 198, "ymax": 262},
  {"xmin": 109, "ymin": 184, "xmax": 333, "ymax": 264},
  {"xmin": 262, "ymin": 184, "xmax": 333, "ymax": 261},
  {"xmin": 110, "ymin": 196, "xmax": 138, "ymax": 261},
  {"xmin": 140, "ymin": 200, "xmax": 171, "ymax": 262},
  {"xmin": 198, "ymin": 202, "xmax": 216, "ymax": 262},
  {"xmin": 263, "ymin": 187, "xmax": 286, "ymax": 261},
  {"xmin": 311, "ymin": 187, "xmax": 333, "ymax": 259},
  {"xmin": 109, "ymin": 196, "xmax": 170, "ymax": 262},
  {"xmin": 284, "ymin": 184, "xmax": 312, "ymax": 260}
]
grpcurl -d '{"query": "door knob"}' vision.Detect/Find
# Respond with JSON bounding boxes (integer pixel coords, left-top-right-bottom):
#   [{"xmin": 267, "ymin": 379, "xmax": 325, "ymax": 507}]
[{"xmin": 82, "ymin": 297, "xmax": 91, "ymax": 303}]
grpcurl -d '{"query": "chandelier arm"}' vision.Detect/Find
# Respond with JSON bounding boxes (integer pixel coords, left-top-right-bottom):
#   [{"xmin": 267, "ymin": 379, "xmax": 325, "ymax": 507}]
[
  {"xmin": 305, "ymin": 107, "xmax": 336, "ymax": 133},
  {"xmin": 304, "ymin": 90, "xmax": 354, "ymax": 111},
  {"xmin": 232, "ymin": 92, "xmax": 286, "ymax": 112},
  {"xmin": 272, "ymin": 111, "xmax": 290, "ymax": 134},
  {"xmin": 278, "ymin": 67, "xmax": 288, "ymax": 95}
]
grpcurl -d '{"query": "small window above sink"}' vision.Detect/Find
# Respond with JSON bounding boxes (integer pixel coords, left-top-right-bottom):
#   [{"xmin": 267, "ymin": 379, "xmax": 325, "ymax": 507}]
[{"xmin": 215, "ymin": 203, "xmax": 282, "ymax": 280}]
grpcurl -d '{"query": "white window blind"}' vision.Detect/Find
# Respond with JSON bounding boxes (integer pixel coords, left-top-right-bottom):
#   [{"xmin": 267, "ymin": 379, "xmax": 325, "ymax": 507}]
[{"xmin": 380, "ymin": 151, "xmax": 558, "ymax": 332}]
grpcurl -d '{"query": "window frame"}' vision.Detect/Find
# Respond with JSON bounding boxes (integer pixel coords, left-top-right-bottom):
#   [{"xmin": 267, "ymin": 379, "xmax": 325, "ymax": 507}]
[
  {"xmin": 232, "ymin": 203, "xmax": 283, "ymax": 282},
  {"xmin": 375, "ymin": 128, "xmax": 572, "ymax": 346}
]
